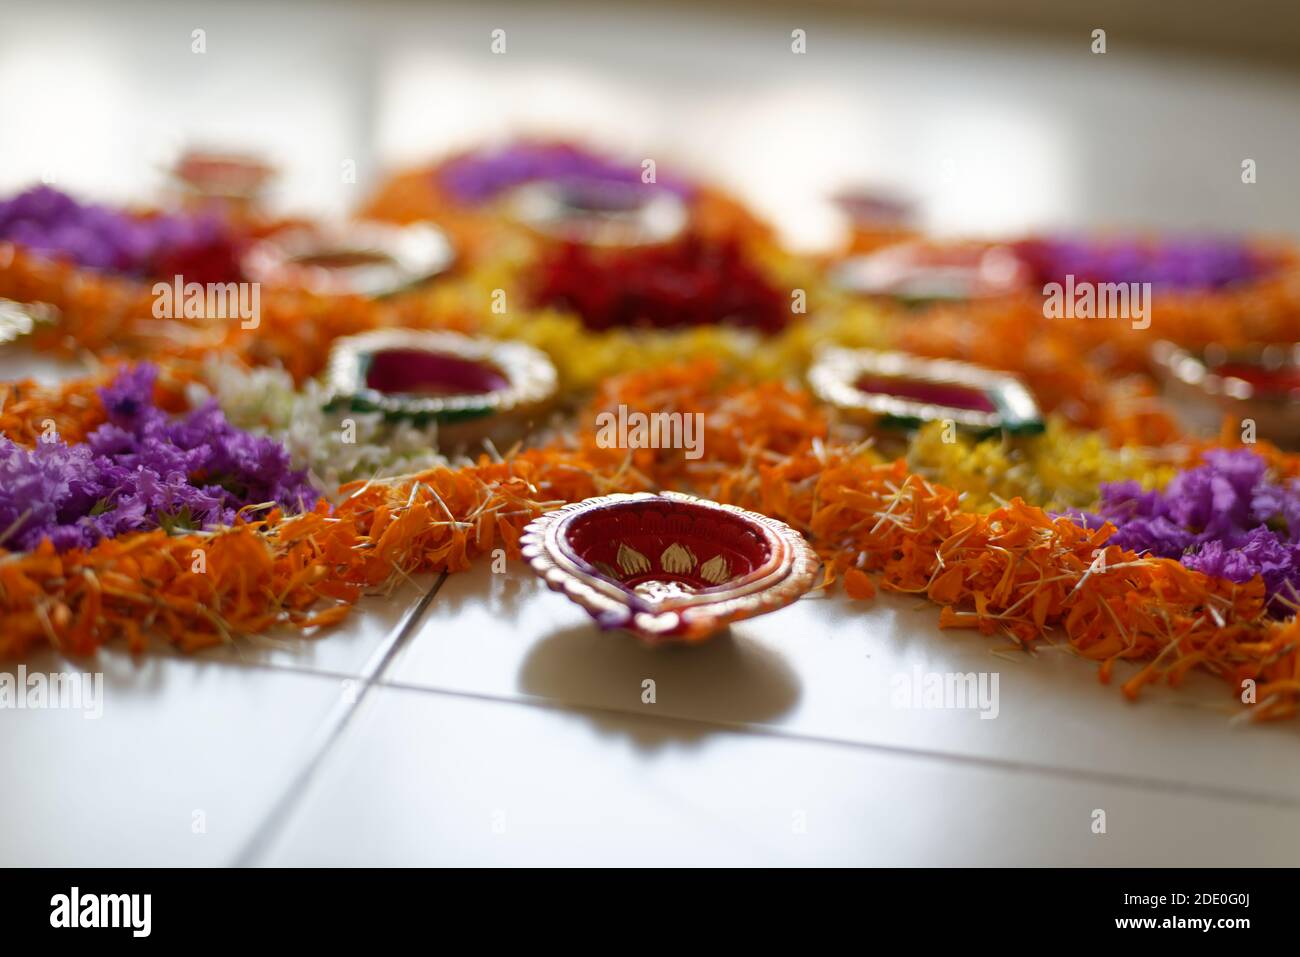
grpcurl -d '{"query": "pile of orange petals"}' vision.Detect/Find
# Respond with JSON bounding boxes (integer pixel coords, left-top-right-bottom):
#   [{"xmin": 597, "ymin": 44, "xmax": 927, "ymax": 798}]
[
  {"xmin": 894, "ymin": 252, "xmax": 1300, "ymax": 448},
  {"xmin": 715, "ymin": 444, "xmax": 1291, "ymax": 718},
  {"xmin": 0, "ymin": 244, "xmax": 390, "ymax": 383},
  {"xmin": 0, "ymin": 375, "xmax": 110, "ymax": 447},
  {"xmin": 583, "ymin": 365, "xmax": 1298, "ymax": 720},
  {"xmin": 0, "ymin": 508, "xmax": 364, "ymax": 658},
  {"xmin": 0, "ymin": 364, "xmax": 201, "ymax": 449},
  {"xmin": 6, "ymin": 359, "xmax": 1299, "ymax": 720},
  {"xmin": 576, "ymin": 359, "xmax": 835, "ymax": 483},
  {"xmin": 0, "ymin": 447, "xmax": 648, "ymax": 658}
]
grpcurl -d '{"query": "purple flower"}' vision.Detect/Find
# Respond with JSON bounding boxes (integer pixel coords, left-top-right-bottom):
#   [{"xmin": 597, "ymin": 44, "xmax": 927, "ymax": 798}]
[
  {"xmin": 1107, "ymin": 516, "xmax": 1195, "ymax": 559},
  {"xmin": 0, "ymin": 364, "xmax": 317, "ymax": 553},
  {"xmin": 1181, "ymin": 539, "xmax": 1256, "ymax": 584},
  {"xmin": 0, "ymin": 185, "xmax": 233, "ymax": 279},
  {"xmin": 1016, "ymin": 236, "xmax": 1267, "ymax": 291},
  {"xmin": 1159, "ymin": 455, "xmax": 1257, "ymax": 537},
  {"xmin": 1251, "ymin": 480, "xmax": 1300, "ymax": 536},
  {"xmin": 1090, "ymin": 448, "xmax": 1300, "ymax": 615},
  {"xmin": 0, "ymin": 439, "xmax": 100, "ymax": 551},
  {"xmin": 97, "ymin": 362, "xmax": 158, "ymax": 420},
  {"xmin": 1095, "ymin": 480, "xmax": 1162, "ymax": 521},
  {"xmin": 438, "ymin": 142, "xmax": 692, "ymax": 205}
]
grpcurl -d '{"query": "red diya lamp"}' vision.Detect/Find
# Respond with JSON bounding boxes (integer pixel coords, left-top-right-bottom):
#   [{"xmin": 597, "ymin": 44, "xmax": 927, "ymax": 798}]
[
  {"xmin": 243, "ymin": 221, "xmax": 454, "ymax": 297},
  {"xmin": 1152, "ymin": 341, "xmax": 1300, "ymax": 447},
  {"xmin": 521, "ymin": 492, "xmax": 820, "ymax": 644},
  {"xmin": 504, "ymin": 178, "xmax": 687, "ymax": 247},
  {"xmin": 829, "ymin": 240, "xmax": 1032, "ymax": 305},
  {"xmin": 323, "ymin": 329, "xmax": 557, "ymax": 446},
  {"xmin": 808, "ymin": 347, "xmax": 1044, "ymax": 436}
]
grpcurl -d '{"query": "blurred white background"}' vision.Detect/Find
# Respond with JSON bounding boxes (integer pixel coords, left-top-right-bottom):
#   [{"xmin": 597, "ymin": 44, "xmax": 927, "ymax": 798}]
[{"xmin": 1, "ymin": 0, "xmax": 1297, "ymax": 250}]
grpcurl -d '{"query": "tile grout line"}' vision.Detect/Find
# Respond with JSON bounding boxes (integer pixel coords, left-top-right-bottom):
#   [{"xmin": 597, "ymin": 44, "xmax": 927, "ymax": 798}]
[
  {"xmin": 202, "ymin": 642, "xmax": 1300, "ymax": 815},
  {"xmin": 149, "ymin": 649, "xmax": 1256, "ymax": 806},
  {"xmin": 365, "ymin": 676, "xmax": 1300, "ymax": 813},
  {"xmin": 228, "ymin": 571, "xmax": 448, "ymax": 867},
  {"xmin": 199, "ymin": 564, "xmax": 1300, "ymax": 820}
]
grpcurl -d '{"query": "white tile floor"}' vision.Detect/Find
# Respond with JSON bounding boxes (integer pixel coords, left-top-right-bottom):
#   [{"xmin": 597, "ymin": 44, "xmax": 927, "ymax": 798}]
[
  {"xmin": 1, "ymin": 645, "xmax": 351, "ymax": 866},
  {"xmin": 4, "ymin": 0, "xmax": 1300, "ymax": 866},
  {"xmin": 6, "ymin": 566, "xmax": 1300, "ymax": 866},
  {"xmin": 259, "ymin": 684, "xmax": 1300, "ymax": 867}
]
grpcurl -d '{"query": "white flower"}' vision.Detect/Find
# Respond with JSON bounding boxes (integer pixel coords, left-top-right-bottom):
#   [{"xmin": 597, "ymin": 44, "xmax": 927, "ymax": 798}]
[{"xmin": 191, "ymin": 358, "xmax": 454, "ymax": 497}]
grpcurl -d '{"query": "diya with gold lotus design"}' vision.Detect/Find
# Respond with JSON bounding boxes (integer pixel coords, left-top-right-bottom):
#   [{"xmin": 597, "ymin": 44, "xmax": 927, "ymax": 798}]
[
  {"xmin": 323, "ymin": 328, "xmax": 557, "ymax": 447},
  {"xmin": 520, "ymin": 491, "xmax": 820, "ymax": 644}
]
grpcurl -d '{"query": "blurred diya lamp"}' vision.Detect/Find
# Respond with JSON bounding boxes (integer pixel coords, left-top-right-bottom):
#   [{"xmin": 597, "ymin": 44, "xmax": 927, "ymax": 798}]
[
  {"xmin": 831, "ymin": 186, "xmax": 918, "ymax": 253},
  {"xmin": 504, "ymin": 177, "xmax": 687, "ymax": 247},
  {"xmin": 323, "ymin": 329, "xmax": 557, "ymax": 445},
  {"xmin": 0, "ymin": 298, "xmax": 55, "ymax": 345},
  {"xmin": 171, "ymin": 149, "xmax": 274, "ymax": 212},
  {"xmin": 1153, "ymin": 340, "xmax": 1300, "ymax": 447},
  {"xmin": 809, "ymin": 347, "xmax": 1044, "ymax": 436},
  {"xmin": 521, "ymin": 492, "xmax": 819, "ymax": 644},
  {"xmin": 830, "ymin": 240, "xmax": 1031, "ymax": 305},
  {"xmin": 243, "ymin": 221, "xmax": 454, "ymax": 297}
]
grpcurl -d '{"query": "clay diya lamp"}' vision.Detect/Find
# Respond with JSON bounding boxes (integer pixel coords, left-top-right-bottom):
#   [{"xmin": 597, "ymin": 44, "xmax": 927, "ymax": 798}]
[
  {"xmin": 323, "ymin": 329, "xmax": 557, "ymax": 447},
  {"xmin": 504, "ymin": 177, "xmax": 687, "ymax": 247},
  {"xmin": 1152, "ymin": 340, "xmax": 1300, "ymax": 448},
  {"xmin": 521, "ymin": 492, "xmax": 820, "ymax": 644},
  {"xmin": 831, "ymin": 186, "xmax": 919, "ymax": 253},
  {"xmin": 829, "ymin": 240, "xmax": 1031, "ymax": 305},
  {"xmin": 171, "ymin": 149, "xmax": 275, "ymax": 216},
  {"xmin": 809, "ymin": 347, "xmax": 1044, "ymax": 437},
  {"xmin": 243, "ymin": 221, "xmax": 454, "ymax": 297}
]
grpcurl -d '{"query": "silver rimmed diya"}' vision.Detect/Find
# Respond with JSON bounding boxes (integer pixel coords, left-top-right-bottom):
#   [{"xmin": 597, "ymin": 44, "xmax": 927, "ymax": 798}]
[
  {"xmin": 504, "ymin": 178, "xmax": 687, "ymax": 247},
  {"xmin": 1152, "ymin": 340, "xmax": 1300, "ymax": 447},
  {"xmin": 323, "ymin": 329, "xmax": 557, "ymax": 446},
  {"xmin": 521, "ymin": 492, "xmax": 820, "ymax": 644},
  {"xmin": 243, "ymin": 221, "xmax": 454, "ymax": 298},
  {"xmin": 829, "ymin": 241, "xmax": 1030, "ymax": 305},
  {"xmin": 809, "ymin": 347, "xmax": 1044, "ymax": 437}
]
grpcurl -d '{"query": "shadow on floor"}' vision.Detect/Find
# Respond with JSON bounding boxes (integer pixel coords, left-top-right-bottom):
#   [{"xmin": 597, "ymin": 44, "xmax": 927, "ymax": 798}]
[{"xmin": 517, "ymin": 622, "xmax": 802, "ymax": 748}]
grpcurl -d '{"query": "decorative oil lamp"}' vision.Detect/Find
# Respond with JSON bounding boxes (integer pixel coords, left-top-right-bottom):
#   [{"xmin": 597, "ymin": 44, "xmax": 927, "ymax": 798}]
[
  {"xmin": 521, "ymin": 491, "xmax": 819, "ymax": 644},
  {"xmin": 829, "ymin": 240, "xmax": 1031, "ymax": 305},
  {"xmin": 504, "ymin": 178, "xmax": 687, "ymax": 247},
  {"xmin": 808, "ymin": 347, "xmax": 1044, "ymax": 436},
  {"xmin": 1152, "ymin": 340, "xmax": 1300, "ymax": 447},
  {"xmin": 243, "ymin": 221, "xmax": 454, "ymax": 298},
  {"xmin": 171, "ymin": 149, "xmax": 275, "ymax": 217},
  {"xmin": 323, "ymin": 329, "xmax": 557, "ymax": 447},
  {"xmin": 831, "ymin": 186, "xmax": 918, "ymax": 254}
]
